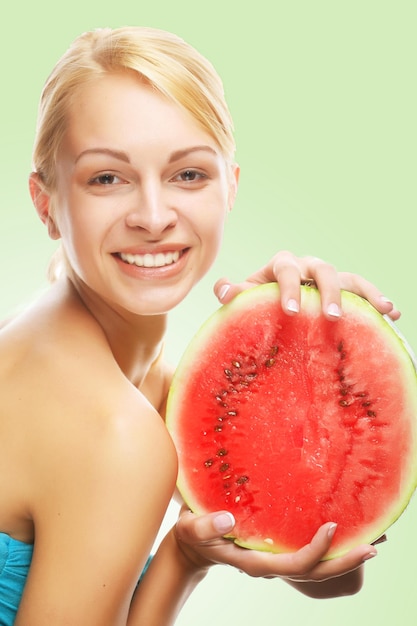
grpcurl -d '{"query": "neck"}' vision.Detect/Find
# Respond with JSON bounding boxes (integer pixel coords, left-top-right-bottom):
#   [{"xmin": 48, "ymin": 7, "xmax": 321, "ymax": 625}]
[{"xmin": 67, "ymin": 277, "xmax": 168, "ymax": 388}]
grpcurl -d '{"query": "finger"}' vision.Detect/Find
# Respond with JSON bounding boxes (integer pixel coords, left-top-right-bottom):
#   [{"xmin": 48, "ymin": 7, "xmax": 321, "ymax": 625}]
[
  {"xmin": 215, "ymin": 253, "xmax": 343, "ymax": 319},
  {"xmin": 204, "ymin": 522, "xmax": 339, "ymax": 579},
  {"xmin": 213, "ymin": 278, "xmax": 255, "ymax": 305},
  {"xmin": 269, "ymin": 255, "xmax": 302, "ymax": 315},
  {"xmin": 275, "ymin": 522, "xmax": 340, "ymax": 577},
  {"xmin": 215, "ymin": 276, "xmax": 302, "ymax": 314},
  {"xmin": 338, "ymin": 272, "xmax": 401, "ymax": 320},
  {"xmin": 175, "ymin": 509, "xmax": 235, "ymax": 545},
  {"xmin": 213, "ymin": 278, "xmax": 233, "ymax": 304},
  {"xmin": 214, "ymin": 252, "xmax": 304, "ymax": 314},
  {"xmin": 295, "ymin": 256, "xmax": 343, "ymax": 320},
  {"xmin": 254, "ymin": 253, "xmax": 341, "ymax": 319},
  {"xmin": 292, "ymin": 543, "xmax": 377, "ymax": 583}
]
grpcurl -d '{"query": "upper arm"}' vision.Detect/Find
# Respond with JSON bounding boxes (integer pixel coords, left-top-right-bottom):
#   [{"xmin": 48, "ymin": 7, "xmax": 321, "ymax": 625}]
[{"xmin": 16, "ymin": 387, "xmax": 177, "ymax": 625}]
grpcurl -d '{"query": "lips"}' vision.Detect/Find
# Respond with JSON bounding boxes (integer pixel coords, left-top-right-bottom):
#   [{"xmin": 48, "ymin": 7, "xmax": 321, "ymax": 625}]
[{"xmin": 118, "ymin": 249, "xmax": 183, "ymax": 268}]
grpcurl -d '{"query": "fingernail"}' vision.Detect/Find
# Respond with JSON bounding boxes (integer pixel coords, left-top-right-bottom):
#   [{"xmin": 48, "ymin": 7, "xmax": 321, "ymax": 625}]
[
  {"xmin": 380, "ymin": 296, "xmax": 393, "ymax": 306},
  {"xmin": 328, "ymin": 523, "xmax": 337, "ymax": 539},
  {"xmin": 327, "ymin": 303, "xmax": 341, "ymax": 318},
  {"xmin": 213, "ymin": 512, "xmax": 235, "ymax": 533},
  {"xmin": 218, "ymin": 284, "xmax": 231, "ymax": 302},
  {"xmin": 362, "ymin": 550, "xmax": 377, "ymax": 562},
  {"xmin": 287, "ymin": 298, "xmax": 299, "ymax": 313}
]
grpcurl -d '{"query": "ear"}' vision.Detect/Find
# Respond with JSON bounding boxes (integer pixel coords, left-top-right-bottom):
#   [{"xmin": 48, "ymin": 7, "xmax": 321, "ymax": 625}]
[
  {"xmin": 29, "ymin": 173, "xmax": 61, "ymax": 240},
  {"xmin": 227, "ymin": 163, "xmax": 240, "ymax": 212}
]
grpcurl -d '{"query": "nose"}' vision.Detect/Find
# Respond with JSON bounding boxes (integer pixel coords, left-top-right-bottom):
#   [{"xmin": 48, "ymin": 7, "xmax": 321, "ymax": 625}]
[{"xmin": 125, "ymin": 182, "xmax": 177, "ymax": 235}]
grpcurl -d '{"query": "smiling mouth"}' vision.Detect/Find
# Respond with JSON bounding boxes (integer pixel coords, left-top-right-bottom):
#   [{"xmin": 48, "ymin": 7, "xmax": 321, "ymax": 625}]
[{"xmin": 118, "ymin": 250, "xmax": 184, "ymax": 268}]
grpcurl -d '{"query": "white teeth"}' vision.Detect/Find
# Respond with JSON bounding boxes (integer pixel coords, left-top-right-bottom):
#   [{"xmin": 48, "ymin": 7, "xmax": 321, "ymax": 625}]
[
  {"xmin": 120, "ymin": 250, "xmax": 180, "ymax": 268},
  {"xmin": 143, "ymin": 253, "xmax": 154, "ymax": 267},
  {"xmin": 154, "ymin": 253, "xmax": 165, "ymax": 267}
]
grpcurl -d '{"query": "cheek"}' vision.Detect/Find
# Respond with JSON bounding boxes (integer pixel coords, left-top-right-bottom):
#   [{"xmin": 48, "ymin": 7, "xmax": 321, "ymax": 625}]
[
  {"xmin": 198, "ymin": 198, "xmax": 228, "ymax": 241},
  {"xmin": 194, "ymin": 198, "xmax": 228, "ymax": 268},
  {"xmin": 53, "ymin": 200, "xmax": 100, "ymax": 274}
]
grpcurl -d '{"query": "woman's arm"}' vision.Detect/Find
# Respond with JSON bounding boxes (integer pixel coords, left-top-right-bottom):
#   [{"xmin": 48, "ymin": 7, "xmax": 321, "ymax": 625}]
[
  {"xmin": 128, "ymin": 511, "xmax": 366, "ymax": 623},
  {"xmin": 128, "ymin": 528, "xmax": 209, "ymax": 625}
]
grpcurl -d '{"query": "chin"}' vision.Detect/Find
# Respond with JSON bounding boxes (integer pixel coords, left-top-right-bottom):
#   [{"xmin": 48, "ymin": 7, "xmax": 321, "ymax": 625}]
[{"xmin": 124, "ymin": 285, "xmax": 195, "ymax": 317}]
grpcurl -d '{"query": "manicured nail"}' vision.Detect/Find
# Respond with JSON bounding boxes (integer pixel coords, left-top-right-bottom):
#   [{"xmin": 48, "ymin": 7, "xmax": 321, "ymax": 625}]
[
  {"xmin": 218, "ymin": 284, "xmax": 231, "ymax": 301},
  {"xmin": 213, "ymin": 512, "xmax": 235, "ymax": 533},
  {"xmin": 287, "ymin": 299, "xmax": 299, "ymax": 313},
  {"xmin": 328, "ymin": 523, "xmax": 337, "ymax": 540},
  {"xmin": 362, "ymin": 550, "xmax": 377, "ymax": 562},
  {"xmin": 327, "ymin": 303, "xmax": 341, "ymax": 318},
  {"xmin": 380, "ymin": 296, "xmax": 393, "ymax": 306}
]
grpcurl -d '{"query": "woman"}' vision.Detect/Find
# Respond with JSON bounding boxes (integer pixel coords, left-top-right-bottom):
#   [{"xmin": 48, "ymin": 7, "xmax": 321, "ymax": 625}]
[{"xmin": 0, "ymin": 27, "xmax": 398, "ymax": 625}]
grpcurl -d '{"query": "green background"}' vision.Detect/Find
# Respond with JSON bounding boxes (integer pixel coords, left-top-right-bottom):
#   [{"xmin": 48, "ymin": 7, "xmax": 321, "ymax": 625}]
[{"xmin": 1, "ymin": 1, "xmax": 415, "ymax": 624}]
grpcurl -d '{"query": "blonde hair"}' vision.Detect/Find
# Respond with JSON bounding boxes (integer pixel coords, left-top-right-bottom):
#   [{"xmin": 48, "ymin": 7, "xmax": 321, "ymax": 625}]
[{"xmin": 32, "ymin": 26, "xmax": 235, "ymax": 190}]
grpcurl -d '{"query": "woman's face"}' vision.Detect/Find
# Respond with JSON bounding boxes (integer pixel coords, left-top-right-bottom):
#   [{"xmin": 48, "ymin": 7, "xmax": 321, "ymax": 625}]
[{"xmin": 42, "ymin": 72, "xmax": 238, "ymax": 316}]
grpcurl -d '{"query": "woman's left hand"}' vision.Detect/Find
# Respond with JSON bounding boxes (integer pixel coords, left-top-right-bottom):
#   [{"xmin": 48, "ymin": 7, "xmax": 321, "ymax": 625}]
[
  {"xmin": 173, "ymin": 505, "xmax": 373, "ymax": 597},
  {"xmin": 214, "ymin": 250, "xmax": 400, "ymax": 321}
]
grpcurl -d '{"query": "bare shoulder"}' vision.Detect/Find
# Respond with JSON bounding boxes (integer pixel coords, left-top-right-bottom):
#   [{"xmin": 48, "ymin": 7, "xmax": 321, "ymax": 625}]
[
  {"xmin": 30, "ymin": 357, "xmax": 178, "ymax": 531},
  {"xmin": 6, "ymin": 289, "xmax": 180, "ymax": 512},
  {"xmin": 0, "ymin": 279, "xmax": 177, "ymax": 478}
]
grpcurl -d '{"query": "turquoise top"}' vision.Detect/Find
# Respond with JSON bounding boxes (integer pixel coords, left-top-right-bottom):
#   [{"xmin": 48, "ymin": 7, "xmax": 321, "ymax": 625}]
[
  {"xmin": 0, "ymin": 532, "xmax": 33, "ymax": 625},
  {"xmin": 0, "ymin": 532, "xmax": 152, "ymax": 623}
]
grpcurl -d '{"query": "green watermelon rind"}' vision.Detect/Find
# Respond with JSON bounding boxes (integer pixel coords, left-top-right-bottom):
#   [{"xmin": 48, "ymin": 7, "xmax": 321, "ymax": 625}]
[{"xmin": 167, "ymin": 284, "xmax": 417, "ymax": 558}]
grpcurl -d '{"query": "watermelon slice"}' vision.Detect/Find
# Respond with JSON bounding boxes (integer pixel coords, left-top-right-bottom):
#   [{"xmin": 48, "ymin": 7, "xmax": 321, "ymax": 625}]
[{"xmin": 166, "ymin": 284, "xmax": 417, "ymax": 558}]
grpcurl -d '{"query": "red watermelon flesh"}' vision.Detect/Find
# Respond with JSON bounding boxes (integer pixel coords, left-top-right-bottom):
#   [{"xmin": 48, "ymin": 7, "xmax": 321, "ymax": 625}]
[{"xmin": 166, "ymin": 284, "xmax": 417, "ymax": 558}]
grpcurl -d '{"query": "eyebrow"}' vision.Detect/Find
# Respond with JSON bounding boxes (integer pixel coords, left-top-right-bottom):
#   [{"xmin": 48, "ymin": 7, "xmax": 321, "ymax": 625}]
[
  {"xmin": 168, "ymin": 145, "xmax": 218, "ymax": 163},
  {"xmin": 74, "ymin": 145, "xmax": 218, "ymax": 165},
  {"xmin": 75, "ymin": 148, "xmax": 131, "ymax": 164}
]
